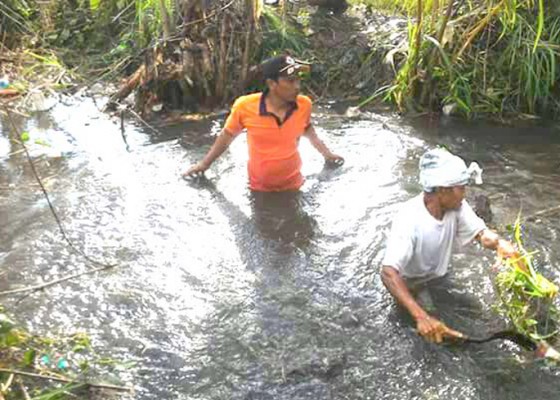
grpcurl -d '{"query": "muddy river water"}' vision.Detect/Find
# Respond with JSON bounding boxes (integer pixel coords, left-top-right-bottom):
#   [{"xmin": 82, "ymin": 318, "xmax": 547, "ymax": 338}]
[{"xmin": 1, "ymin": 95, "xmax": 559, "ymax": 399}]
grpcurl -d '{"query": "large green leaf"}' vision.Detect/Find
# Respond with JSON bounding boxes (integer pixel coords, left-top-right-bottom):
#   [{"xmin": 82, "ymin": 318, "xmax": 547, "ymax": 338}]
[{"xmin": 90, "ymin": 0, "xmax": 100, "ymax": 11}]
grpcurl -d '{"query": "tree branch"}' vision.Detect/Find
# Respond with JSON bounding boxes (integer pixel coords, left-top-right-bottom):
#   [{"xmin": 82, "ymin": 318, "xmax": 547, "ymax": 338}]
[
  {"xmin": 0, "ymin": 369, "xmax": 131, "ymax": 393},
  {"xmin": 0, "ymin": 265, "xmax": 115, "ymax": 297}
]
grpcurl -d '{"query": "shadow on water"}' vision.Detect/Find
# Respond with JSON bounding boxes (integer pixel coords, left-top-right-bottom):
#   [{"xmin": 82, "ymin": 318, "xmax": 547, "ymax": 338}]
[
  {"xmin": 177, "ymin": 175, "xmax": 356, "ymax": 399},
  {"xmin": 191, "ymin": 175, "xmax": 318, "ymax": 248}
]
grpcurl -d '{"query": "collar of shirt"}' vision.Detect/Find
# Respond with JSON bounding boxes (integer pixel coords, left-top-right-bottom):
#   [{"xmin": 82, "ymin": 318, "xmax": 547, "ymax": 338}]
[{"xmin": 259, "ymin": 91, "xmax": 298, "ymax": 126}]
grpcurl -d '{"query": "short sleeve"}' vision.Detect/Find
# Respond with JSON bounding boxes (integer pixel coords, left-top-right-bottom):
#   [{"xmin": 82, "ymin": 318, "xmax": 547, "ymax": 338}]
[
  {"xmin": 298, "ymin": 95, "xmax": 313, "ymax": 129},
  {"xmin": 456, "ymin": 200, "xmax": 486, "ymax": 247},
  {"xmin": 382, "ymin": 213, "xmax": 415, "ymax": 272},
  {"xmin": 223, "ymin": 98, "xmax": 245, "ymax": 137}
]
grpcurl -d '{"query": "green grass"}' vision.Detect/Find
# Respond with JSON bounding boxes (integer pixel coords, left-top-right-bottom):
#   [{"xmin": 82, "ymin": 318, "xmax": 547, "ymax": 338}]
[
  {"xmin": 357, "ymin": 0, "xmax": 560, "ymax": 119},
  {"xmin": 495, "ymin": 217, "xmax": 559, "ymax": 340},
  {"xmin": 261, "ymin": 5, "xmax": 309, "ymax": 57}
]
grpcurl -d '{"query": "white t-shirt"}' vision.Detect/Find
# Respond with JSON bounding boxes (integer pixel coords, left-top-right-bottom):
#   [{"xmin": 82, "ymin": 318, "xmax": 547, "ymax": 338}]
[{"xmin": 382, "ymin": 194, "xmax": 486, "ymax": 280}]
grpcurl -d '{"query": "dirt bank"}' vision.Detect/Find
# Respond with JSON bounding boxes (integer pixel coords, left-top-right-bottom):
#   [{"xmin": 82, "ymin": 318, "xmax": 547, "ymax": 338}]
[{"xmin": 106, "ymin": 3, "xmax": 408, "ymax": 120}]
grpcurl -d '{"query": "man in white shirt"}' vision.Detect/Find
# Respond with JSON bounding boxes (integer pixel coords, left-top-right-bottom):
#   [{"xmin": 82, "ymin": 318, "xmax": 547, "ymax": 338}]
[{"xmin": 381, "ymin": 148, "xmax": 518, "ymax": 343}]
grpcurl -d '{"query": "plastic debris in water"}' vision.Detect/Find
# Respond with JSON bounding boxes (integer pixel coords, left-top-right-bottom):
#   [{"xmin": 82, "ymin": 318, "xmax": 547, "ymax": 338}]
[
  {"xmin": 345, "ymin": 106, "xmax": 361, "ymax": 118},
  {"xmin": 442, "ymin": 103, "xmax": 457, "ymax": 116},
  {"xmin": 467, "ymin": 162, "xmax": 483, "ymax": 185},
  {"xmin": 24, "ymin": 90, "xmax": 57, "ymax": 112},
  {"xmin": 57, "ymin": 357, "xmax": 69, "ymax": 370},
  {"xmin": 40, "ymin": 355, "xmax": 50, "ymax": 366},
  {"xmin": 536, "ymin": 342, "xmax": 560, "ymax": 362}
]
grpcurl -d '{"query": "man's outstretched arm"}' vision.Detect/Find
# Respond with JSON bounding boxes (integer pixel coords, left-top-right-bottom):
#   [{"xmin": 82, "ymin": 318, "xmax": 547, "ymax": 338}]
[
  {"xmin": 476, "ymin": 228, "xmax": 529, "ymax": 271},
  {"xmin": 182, "ymin": 129, "xmax": 235, "ymax": 177}
]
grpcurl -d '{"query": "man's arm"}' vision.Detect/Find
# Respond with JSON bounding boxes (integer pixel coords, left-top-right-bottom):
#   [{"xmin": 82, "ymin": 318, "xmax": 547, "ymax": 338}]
[
  {"xmin": 381, "ymin": 266, "xmax": 427, "ymax": 321},
  {"xmin": 182, "ymin": 129, "xmax": 235, "ymax": 177},
  {"xmin": 381, "ymin": 266, "xmax": 463, "ymax": 343},
  {"xmin": 303, "ymin": 125, "xmax": 343, "ymax": 163}
]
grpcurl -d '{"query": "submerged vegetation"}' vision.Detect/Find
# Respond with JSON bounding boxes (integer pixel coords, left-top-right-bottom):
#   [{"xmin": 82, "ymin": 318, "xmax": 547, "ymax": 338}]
[{"xmin": 495, "ymin": 218, "xmax": 559, "ymax": 343}]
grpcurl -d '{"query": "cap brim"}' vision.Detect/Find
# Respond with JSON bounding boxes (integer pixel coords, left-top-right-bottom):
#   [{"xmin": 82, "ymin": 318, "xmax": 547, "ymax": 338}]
[{"xmin": 280, "ymin": 63, "xmax": 311, "ymax": 77}]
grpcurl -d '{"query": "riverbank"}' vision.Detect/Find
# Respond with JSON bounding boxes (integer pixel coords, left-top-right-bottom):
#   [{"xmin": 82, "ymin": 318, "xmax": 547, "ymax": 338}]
[
  {"xmin": 0, "ymin": 4, "xmax": 409, "ymax": 123},
  {"xmin": 2, "ymin": 1, "xmax": 560, "ymax": 122}
]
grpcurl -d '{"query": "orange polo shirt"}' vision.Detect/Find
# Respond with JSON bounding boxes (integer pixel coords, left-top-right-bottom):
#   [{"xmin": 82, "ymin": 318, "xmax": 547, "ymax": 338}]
[{"xmin": 224, "ymin": 92, "xmax": 312, "ymax": 192}]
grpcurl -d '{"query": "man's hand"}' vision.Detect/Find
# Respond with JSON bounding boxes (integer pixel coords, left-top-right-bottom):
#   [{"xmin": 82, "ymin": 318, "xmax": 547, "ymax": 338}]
[
  {"xmin": 416, "ymin": 315, "xmax": 464, "ymax": 343},
  {"xmin": 304, "ymin": 125, "xmax": 343, "ymax": 166},
  {"xmin": 479, "ymin": 230, "xmax": 518, "ymax": 259},
  {"xmin": 182, "ymin": 162, "xmax": 208, "ymax": 178},
  {"xmin": 477, "ymin": 230, "xmax": 529, "ymax": 271},
  {"xmin": 380, "ymin": 267, "xmax": 464, "ymax": 344},
  {"xmin": 324, "ymin": 153, "xmax": 344, "ymax": 166},
  {"xmin": 181, "ymin": 129, "xmax": 234, "ymax": 180},
  {"xmin": 496, "ymin": 239, "xmax": 517, "ymax": 259},
  {"xmin": 497, "ymin": 239, "xmax": 531, "ymax": 272}
]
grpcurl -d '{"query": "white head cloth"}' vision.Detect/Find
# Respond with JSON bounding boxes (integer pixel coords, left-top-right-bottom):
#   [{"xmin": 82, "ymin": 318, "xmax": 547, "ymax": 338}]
[{"xmin": 419, "ymin": 148, "xmax": 483, "ymax": 192}]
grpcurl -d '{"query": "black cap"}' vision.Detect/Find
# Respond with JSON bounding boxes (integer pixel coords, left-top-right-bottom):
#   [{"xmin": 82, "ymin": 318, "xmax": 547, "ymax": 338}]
[{"xmin": 261, "ymin": 55, "xmax": 311, "ymax": 81}]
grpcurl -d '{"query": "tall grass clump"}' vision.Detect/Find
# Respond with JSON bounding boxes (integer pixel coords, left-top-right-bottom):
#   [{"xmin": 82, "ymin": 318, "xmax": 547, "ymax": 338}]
[
  {"xmin": 259, "ymin": 5, "xmax": 309, "ymax": 60},
  {"xmin": 365, "ymin": 0, "xmax": 560, "ymax": 119}
]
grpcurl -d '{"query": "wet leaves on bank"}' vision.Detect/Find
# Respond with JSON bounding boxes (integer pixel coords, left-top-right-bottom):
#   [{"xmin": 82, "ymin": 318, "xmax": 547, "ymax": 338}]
[{"xmin": 0, "ymin": 307, "xmax": 130, "ymax": 399}]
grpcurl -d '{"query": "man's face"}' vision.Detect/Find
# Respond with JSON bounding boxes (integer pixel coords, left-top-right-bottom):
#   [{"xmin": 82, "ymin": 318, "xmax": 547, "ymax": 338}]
[
  {"xmin": 269, "ymin": 76, "xmax": 301, "ymax": 102},
  {"xmin": 437, "ymin": 185, "xmax": 466, "ymax": 210}
]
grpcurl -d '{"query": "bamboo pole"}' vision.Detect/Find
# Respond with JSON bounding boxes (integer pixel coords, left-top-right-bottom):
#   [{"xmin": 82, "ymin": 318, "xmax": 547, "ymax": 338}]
[
  {"xmin": 526, "ymin": 205, "xmax": 560, "ymax": 221},
  {"xmin": 240, "ymin": 0, "xmax": 257, "ymax": 88},
  {"xmin": 215, "ymin": 14, "xmax": 229, "ymax": 100},
  {"xmin": 158, "ymin": 0, "xmax": 172, "ymax": 40},
  {"xmin": 409, "ymin": 0, "xmax": 423, "ymax": 96},
  {"xmin": 16, "ymin": 378, "xmax": 31, "ymax": 400}
]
